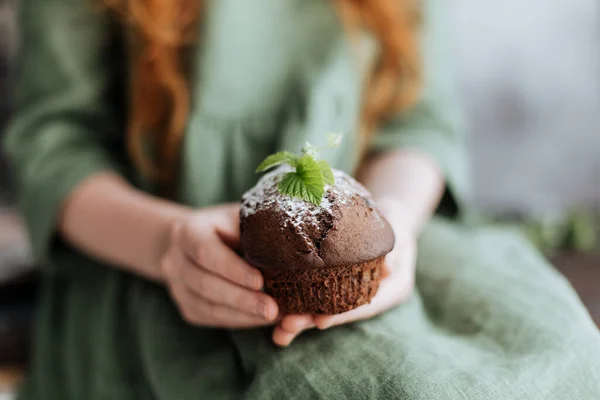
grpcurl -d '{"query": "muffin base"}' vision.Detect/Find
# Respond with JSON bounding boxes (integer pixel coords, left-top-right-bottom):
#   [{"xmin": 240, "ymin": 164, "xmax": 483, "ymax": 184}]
[{"xmin": 261, "ymin": 257, "xmax": 384, "ymax": 315}]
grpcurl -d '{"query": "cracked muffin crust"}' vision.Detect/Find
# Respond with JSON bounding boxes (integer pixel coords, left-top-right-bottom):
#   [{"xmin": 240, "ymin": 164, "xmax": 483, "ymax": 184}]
[{"xmin": 240, "ymin": 168, "xmax": 395, "ymax": 314}]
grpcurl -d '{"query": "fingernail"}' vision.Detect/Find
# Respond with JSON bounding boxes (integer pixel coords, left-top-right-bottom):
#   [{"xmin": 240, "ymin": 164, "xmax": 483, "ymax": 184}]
[{"xmin": 257, "ymin": 301, "xmax": 268, "ymax": 319}]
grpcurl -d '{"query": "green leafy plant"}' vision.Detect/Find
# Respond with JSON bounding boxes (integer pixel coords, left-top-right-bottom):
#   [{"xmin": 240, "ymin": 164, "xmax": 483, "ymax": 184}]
[{"xmin": 255, "ymin": 133, "xmax": 342, "ymax": 205}]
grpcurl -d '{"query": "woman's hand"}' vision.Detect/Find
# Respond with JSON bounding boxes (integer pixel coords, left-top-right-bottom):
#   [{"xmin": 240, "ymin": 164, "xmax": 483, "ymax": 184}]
[
  {"xmin": 272, "ymin": 198, "xmax": 417, "ymax": 346},
  {"xmin": 161, "ymin": 204, "xmax": 280, "ymax": 328}
]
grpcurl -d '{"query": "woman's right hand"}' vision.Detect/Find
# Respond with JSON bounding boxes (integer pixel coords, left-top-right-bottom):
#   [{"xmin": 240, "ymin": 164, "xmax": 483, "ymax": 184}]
[{"xmin": 160, "ymin": 204, "xmax": 279, "ymax": 328}]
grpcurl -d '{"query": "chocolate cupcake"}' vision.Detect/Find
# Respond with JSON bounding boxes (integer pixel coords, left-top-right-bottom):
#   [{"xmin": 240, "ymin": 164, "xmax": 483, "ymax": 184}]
[{"xmin": 240, "ymin": 168, "xmax": 395, "ymax": 315}]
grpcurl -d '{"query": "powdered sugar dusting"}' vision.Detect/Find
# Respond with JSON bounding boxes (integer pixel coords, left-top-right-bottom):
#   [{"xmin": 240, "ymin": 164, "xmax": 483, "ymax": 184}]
[{"xmin": 240, "ymin": 168, "xmax": 373, "ymax": 232}]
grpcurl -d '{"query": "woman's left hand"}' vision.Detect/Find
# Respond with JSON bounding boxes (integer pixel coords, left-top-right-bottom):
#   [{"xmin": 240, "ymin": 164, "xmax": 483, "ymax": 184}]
[{"xmin": 272, "ymin": 198, "xmax": 418, "ymax": 347}]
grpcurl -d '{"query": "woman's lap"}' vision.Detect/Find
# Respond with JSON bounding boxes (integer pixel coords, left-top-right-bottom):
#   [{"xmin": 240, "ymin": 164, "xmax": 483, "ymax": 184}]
[{"xmin": 21, "ymin": 219, "xmax": 600, "ymax": 399}]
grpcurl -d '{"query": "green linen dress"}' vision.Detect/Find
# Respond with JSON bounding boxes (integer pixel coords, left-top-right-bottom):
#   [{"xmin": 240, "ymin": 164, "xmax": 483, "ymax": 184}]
[{"xmin": 4, "ymin": 0, "xmax": 600, "ymax": 399}]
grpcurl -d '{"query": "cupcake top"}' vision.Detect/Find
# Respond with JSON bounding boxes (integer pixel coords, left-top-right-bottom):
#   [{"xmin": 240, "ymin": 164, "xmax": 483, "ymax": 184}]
[{"xmin": 240, "ymin": 168, "xmax": 395, "ymax": 270}]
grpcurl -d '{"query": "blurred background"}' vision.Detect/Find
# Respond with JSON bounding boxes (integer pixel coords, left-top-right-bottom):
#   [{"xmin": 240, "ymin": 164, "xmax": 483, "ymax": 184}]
[
  {"xmin": 454, "ymin": 0, "xmax": 599, "ymax": 215},
  {"xmin": 0, "ymin": 0, "xmax": 598, "ymax": 395}
]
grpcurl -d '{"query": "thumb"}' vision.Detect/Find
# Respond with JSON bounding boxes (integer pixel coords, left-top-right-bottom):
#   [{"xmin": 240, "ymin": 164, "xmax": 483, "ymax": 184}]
[
  {"xmin": 214, "ymin": 203, "xmax": 241, "ymax": 248},
  {"xmin": 381, "ymin": 255, "xmax": 393, "ymax": 278},
  {"xmin": 381, "ymin": 246, "xmax": 400, "ymax": 278}
]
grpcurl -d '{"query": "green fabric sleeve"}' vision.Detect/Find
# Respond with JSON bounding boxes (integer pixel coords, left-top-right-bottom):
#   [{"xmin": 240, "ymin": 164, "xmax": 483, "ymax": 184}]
[
  {"xmin": 3, "ymin": 0, "xmax": 127, "ymax": 265},
  {"xmin": 370, "ymin": 0, "xmax": 469, "ymax": 214}
]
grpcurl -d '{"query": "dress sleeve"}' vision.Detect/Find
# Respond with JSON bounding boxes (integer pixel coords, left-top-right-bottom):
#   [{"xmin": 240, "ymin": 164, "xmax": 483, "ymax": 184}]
[
  {"xmin": 3, "ymin": 0, "xmax": 129, "ymax": 264},
  {"xmin": 369, "ymin": 0, "xmax": 469, "ymax": 216}
]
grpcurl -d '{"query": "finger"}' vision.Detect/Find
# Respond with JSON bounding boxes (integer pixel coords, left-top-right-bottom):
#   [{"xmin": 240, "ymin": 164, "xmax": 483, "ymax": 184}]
[
  {"xmin": 180, "ymin": 259, "xmax": 278, "ymax": 321},
  {"xmin": 181, "ymin": 227, "xmax": 263, "ymax": 291},
  {"xmin": 198, "ymin": 300, "xmax": 277, "ymax": 329},
  {"xmin": 279, "ymin": 314, "xmax": 315, "ymax": 334},
  {"xmin": 178, "ymin": 289, "xmax": 276, "ymax": 328},
  {"xmin": 381, "ymin": 257, "xmax": 393, "ymax": 278},
  {"xmin": 314, "ymin": 304, "xmax": 377, "ymax": 331},
  {"xmin": 272, "ymin": 325, "xmax": 299, "ymax": 347},
  {"xmin": 271, "ymin": 314, "xmax": 315, "ymax": 347},
  {"xmin": 383, "ymin": 245, "xmax": 403, "ymax": 277},
  {"xmin": 170, "ymin": 247, "xmax": 273, "ymax": 319},
  {"xmin": 314, "ymin": 272, "xmax": 408, "ymax": 330}
]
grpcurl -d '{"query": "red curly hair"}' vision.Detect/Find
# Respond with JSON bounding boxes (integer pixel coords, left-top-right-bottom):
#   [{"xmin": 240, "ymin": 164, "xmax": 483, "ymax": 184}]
[{"xmin": 105, "ymin": 0, "xmax": 422, "ymax": 183}]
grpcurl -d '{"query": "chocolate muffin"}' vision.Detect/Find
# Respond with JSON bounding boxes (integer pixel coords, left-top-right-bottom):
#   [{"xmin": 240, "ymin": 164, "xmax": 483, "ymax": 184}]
[{"xmin": 240, "ymin": 168, "xmax": 395, "ymax": 315}]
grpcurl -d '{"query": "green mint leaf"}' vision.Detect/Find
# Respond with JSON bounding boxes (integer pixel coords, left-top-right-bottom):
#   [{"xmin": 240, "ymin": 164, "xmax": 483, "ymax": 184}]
[
  {"xmin": 317, "ymin": 160, "xmax": 334, "ymax": 185},
  {"xmin": 296, "ymin": 155, "xmax": 327, "ymax": 196},
  {"xmin": 277, "ymin": 155, "xmax": 326, "ymax": 205},
  {"xmin": 278, "ymin": 173, "xmax": 325, "ymax": 206},
  {"xmin": 255, "ymin": 151, "xmax": 297, "ymax": 172}
]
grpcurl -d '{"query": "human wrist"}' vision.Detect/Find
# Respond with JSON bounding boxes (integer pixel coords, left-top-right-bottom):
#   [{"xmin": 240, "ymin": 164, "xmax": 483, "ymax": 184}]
[{"xmin": 154, "ymin": 205, "xmax": 194, "ymax": 282}]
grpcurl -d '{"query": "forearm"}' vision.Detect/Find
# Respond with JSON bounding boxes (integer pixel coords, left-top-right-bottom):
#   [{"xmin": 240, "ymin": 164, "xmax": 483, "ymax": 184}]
[
  {"xmin": 357, "ymin": 149, "xmax": 445, "ymax": 233},
  {"xmin": 58, "ymin": 173, "xmax": 191, "ymax": 281}
]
